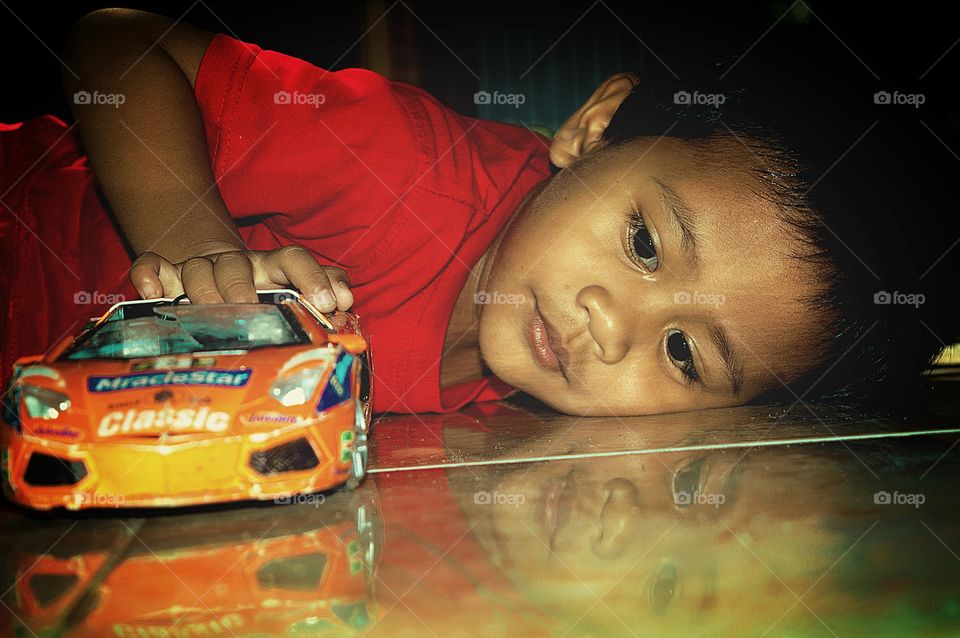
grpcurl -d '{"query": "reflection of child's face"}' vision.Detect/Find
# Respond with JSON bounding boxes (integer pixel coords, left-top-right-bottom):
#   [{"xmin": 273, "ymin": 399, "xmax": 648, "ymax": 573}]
[
  {"xmin": 477, "ymin": 135, "xmax": 827, "ymax": 415},
  {"xmin": 470, "ymin": 450, "xmax": 839, "ymax": 634}
]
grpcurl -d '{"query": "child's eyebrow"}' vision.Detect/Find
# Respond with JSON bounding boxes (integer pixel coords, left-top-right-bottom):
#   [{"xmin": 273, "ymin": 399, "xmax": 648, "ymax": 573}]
[
  {"xmin": 708, "ymin": 323, "xmax": 745, "ymax": 398},
  {"xmin": 653, "ymin": 177, "xmax": 742, "ymax": 396},
  {"xmin": 653, "ymin": 177, "xmax": 701, "ymax": 275}
]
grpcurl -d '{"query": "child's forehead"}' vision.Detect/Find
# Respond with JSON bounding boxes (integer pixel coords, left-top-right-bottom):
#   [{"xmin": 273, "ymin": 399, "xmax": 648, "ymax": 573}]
[
  {"xmin": 580, "ymin": 140, "xmax": 786, "ymax": 222},
  {"xmin": 581, "ymin": 135, "xmax": 774, "ymax": 196}
]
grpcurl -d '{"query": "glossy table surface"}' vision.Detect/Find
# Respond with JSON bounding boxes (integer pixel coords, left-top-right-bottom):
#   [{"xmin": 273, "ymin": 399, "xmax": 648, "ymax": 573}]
[{"xmin": 3, "ymin": 373, "xmax": 960, "ymax": 637}]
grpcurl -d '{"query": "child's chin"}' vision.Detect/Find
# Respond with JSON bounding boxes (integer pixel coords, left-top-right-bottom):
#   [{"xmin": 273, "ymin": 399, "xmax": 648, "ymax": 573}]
[{"xmin": 480, "ymin": 344, "xmax": 533, "ymax": 393}]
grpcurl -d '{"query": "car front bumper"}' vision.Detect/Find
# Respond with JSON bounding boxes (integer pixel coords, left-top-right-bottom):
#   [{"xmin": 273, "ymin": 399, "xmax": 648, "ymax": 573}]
[{"xmin": 0, "ymin": 400, "xmax": 358, "ymax": 510}]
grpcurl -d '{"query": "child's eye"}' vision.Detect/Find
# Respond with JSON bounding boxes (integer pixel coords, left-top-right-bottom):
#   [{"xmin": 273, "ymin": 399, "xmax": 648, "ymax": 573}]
[
  {"xmin": 666, "ymin": 329, "xmax": 700, "ymax": 385},
  {"xmin": 672, "ymin": 458, "xmax": 703, "ymax": 504},
  {"xmin": 648, "ymin": 564, "xmax": 679, "ymax": 614},
  {"xmin": 627, "ymin": 209, "xmax": 660, "ymax": 271}
]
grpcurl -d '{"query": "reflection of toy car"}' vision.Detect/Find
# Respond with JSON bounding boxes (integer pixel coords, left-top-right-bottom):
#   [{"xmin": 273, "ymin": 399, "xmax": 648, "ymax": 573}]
[
  {"xmin": 0, "ymin": 289, "xmax": 373, "ymax": 510},
  {"xmin": 4, "ymin": 491, "xmax": 382, "ymax": 637}
]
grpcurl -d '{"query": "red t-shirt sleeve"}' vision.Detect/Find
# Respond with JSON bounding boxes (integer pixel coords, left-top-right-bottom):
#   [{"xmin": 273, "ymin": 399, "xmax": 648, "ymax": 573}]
[
  {"xmin": 193, "ymin": 33, "xmax": 422, "ymax": 269},
  {"xmin": 192, "ymin": 33, "xmax": 551, "ymax": 413}
]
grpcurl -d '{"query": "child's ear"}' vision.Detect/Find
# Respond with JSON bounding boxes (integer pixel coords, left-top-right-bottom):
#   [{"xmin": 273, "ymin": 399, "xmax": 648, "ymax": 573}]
[{"xmin": 550, "ymin": 72, "xmax": 639, "ymax": 169}]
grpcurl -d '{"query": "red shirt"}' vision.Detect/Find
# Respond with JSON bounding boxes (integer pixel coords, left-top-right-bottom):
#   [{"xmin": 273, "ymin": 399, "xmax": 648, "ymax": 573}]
[{"xmin": 0, "ymin": 33, "xmax": 551, "ymax": 413}]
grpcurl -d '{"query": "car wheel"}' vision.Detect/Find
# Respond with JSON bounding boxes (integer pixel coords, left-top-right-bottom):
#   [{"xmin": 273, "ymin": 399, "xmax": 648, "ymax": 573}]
[
  {"xmin": 355, "ymin": 501, "xmax": 380, "ymax": 583},
  {"xmin": 345, "ymin": 432, "xmax": 368, "ymax": 490},
  {"xmin": 356, "ymin": 353, "xmax": 373, "ymax": 434},
  {"xmin": 345, "ymin": 399, "xmax": 368, "ymax": 490}
]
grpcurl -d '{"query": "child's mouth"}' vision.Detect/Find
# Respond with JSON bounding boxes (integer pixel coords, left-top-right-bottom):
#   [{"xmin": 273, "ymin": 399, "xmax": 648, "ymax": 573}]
[
  {"xmin": 529, "ymin": 307, "xmax": 561, "ymax": 373},
  {"xmin": 538, "ymin": 468, "xmax": 576, "ymax": 552}
]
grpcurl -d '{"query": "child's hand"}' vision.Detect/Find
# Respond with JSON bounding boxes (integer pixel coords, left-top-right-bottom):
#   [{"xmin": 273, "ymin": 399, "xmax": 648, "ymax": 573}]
[{"xmin": 130, "ymin": 246, "xmax": 354, "ymax": 312}]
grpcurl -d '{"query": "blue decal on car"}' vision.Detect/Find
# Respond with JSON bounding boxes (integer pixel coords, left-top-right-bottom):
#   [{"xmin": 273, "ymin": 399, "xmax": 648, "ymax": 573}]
[
  {"xmin": 317, "ymin": 353, "xmax": 353, "ymax": 412},
  {"xmin": 87, "ymin": 369, "xmax": 252, "ymax": 392}
]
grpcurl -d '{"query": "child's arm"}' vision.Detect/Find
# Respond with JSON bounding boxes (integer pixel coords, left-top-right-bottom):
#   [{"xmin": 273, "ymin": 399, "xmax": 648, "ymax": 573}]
[{"xmin": 62, "ymin": 9, "xmax": 352, "ymax": 311}]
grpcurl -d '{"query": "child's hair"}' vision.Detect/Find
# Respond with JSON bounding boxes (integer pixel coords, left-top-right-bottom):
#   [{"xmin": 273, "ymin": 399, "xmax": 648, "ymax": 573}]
[{"xmin": 599, "ymin": 28, "xmax": 960, "ymax": 413}]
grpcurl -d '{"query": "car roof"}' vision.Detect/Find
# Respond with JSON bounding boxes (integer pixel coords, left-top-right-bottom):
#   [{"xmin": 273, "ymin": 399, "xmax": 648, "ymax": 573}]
[{"xmin": 94, "ymin": 289, "xmax": 334, "ymax": 330}]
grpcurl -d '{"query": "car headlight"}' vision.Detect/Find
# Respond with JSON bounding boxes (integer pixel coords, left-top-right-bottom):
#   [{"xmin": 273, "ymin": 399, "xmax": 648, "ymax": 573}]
[
  {"xmin": 270, "ymin": 367, "xmax": 329, "ymax": 407},
  {"xmin": 21, "ymin": 385, "xmax": 71, "ymax": 420}
]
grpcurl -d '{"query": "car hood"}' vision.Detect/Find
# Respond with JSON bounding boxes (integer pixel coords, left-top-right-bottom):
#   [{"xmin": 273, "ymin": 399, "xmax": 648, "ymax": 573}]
[{"xmin": 18, "ymin": 346, "xmax": 341, "ymax": 442}]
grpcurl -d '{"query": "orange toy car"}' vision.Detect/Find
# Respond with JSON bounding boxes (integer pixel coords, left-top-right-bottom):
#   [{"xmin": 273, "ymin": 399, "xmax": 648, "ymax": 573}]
[{"xmin": 0, "ymin": 289, "xmax": 373, "ymax": 510}]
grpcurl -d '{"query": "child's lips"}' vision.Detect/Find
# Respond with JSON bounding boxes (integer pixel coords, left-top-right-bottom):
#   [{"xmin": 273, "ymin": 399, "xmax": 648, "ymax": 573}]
[
  {"xmin": 529, "ymin": 302, "xmax": 571, "ymax": 379},
  {"xmin": 537, "ymin": 468, "xmax": 576, "ymax": 552},
  {"xmin": 529, "ymin": 311, "xmax": 560, "ymax": 372}
]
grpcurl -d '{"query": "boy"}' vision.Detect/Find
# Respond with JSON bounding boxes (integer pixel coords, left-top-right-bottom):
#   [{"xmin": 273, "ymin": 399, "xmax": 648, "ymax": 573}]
[{"xmin": 1, "ymin": 8, "xmax": 954, "ymax": 415}]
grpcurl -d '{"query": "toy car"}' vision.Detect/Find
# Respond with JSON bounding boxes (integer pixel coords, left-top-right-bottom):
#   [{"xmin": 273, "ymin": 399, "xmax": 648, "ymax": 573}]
[{"xmin": 0, "ymin": 289, "xmax": 373, "ymax": 510}]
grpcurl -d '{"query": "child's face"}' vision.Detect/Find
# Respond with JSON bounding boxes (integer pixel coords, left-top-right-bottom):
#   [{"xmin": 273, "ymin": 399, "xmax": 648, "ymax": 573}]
[{"xmin": 477, "ymin": 134, "xmax": 826, "ymax": 415}]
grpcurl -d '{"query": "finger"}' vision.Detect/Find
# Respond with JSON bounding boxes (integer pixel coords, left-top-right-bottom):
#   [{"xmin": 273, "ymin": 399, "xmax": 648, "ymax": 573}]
[
  {"xmin": 212, "ymin": 252, "xmax": 258, "ymax": 303},
  {"xmin": 157, "ymin": 258, "xmax": 186, "ymax": 298},
  {"xmin": 129, "ymin": 252, "xmax": 166, "ymax": 299},
  {"xmin": 180, "ymin": 257, "xmax": 224, "ymax": 304},
  {"xmin": 267, "ymin": 246, "xmax": 338, "ymax": 311},
  {"xmin": 324, "ymin": 268, "xmax": 354, "ymax": 311},
  {"xmin": 130, "ymin": 253, "xmax": 186, "ymax": 299}
]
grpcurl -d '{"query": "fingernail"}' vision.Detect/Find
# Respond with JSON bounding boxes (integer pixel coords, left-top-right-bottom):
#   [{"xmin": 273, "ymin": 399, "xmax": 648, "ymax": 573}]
[
  {"xmin": 140, "ymin": 283, "xmax": 158, "ymax": 298},
  {"xmin": 317, "ymin": 290, "xmax": 334, "ymax": 307}
]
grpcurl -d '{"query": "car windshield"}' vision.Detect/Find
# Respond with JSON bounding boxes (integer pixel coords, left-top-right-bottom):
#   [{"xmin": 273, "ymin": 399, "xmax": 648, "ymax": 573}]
[{"xmin": 63, "ymin": 304, "xmax": 308, "ymax": 360}]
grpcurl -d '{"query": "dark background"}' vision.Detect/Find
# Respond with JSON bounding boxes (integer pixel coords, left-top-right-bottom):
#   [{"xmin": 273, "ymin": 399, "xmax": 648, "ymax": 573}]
[{"xmin": 2, "ymin": 0, "xmax": 959, "ymax": 133}]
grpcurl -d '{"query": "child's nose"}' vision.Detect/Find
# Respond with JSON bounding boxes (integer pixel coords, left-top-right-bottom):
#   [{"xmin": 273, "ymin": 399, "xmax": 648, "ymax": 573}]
[
  {"xmin": 577, "ymin": 285, "xmax": 629, "ymax": 364},
  {"xmin": 576, "ymin": 283, "xmax": 676, "ymax": 364},
  {"xmin": 591, "ymin": 477, "xmax": 642, "ymax": 560}
]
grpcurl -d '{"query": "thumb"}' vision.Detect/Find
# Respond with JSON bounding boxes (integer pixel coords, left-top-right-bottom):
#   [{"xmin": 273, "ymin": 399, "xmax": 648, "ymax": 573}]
[
  {"xmin": 130, "ymin": 252, "xmax": 184, "ymax": 299},
  {"xmin": 129, "ymin": 252, "xmax": 165, "ymax": 298}
]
